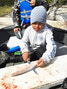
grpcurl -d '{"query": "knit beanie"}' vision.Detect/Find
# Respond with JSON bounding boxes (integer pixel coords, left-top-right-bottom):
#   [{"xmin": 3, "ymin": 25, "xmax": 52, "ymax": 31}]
[{"xmin": 31, "ymin": 6, "xmax": 47, "ymax": 24}]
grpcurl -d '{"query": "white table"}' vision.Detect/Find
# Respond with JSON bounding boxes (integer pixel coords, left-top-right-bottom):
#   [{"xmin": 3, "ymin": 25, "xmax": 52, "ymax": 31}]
[{"xmin": 0, "ymin": 55, "xmax": 67, "ymax": 89}]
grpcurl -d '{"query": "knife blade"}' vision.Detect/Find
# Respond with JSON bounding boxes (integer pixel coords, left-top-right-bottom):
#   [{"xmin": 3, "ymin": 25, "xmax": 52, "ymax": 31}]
[
  {"xmin": 27, "ymin": 61, "xmax": 38, "ymax": 74},
  {"xmin": 27, "ymin": 61, "xmax": 31, "ymax": 64}
]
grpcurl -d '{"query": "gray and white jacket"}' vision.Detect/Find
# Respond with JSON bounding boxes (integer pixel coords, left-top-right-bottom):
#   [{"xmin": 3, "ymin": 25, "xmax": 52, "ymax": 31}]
[{"xmin": 20, "ymin": 25, "xmax": 56, "ymax": 64}]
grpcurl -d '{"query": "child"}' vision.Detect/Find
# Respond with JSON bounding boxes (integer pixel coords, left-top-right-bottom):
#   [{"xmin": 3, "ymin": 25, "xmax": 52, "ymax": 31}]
[{"xmin": 20, "ymin": 6, "xmax": 56, "ymax": 67}]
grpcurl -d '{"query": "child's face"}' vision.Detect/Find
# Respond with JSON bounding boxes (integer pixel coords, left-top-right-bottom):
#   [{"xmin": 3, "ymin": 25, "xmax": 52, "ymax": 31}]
[{"xmin": 32, "ymin": 22, "xmax": 44, "ymax": 32}]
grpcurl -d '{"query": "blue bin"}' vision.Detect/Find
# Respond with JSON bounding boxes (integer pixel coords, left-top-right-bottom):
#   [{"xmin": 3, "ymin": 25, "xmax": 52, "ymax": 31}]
[{"xmin": 8, "ymin": 46, "xmax": 20, "ymax": 53}]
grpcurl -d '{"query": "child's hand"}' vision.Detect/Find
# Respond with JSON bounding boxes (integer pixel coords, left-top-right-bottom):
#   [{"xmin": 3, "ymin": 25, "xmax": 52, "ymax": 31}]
[
  {"xmin": 22, "ymin": 52, "xmax": 30, "ymax": 62},
  {"xmin": 14, "ymin": 28, "xmax": 21, "ymax": 33},
  {"xmin": 37, "ymin": 58, "xmax": 45, "ymax": 67},
  {"xmin": 30, "ymin": 0, "xmax": 36, "ymax": 6}
]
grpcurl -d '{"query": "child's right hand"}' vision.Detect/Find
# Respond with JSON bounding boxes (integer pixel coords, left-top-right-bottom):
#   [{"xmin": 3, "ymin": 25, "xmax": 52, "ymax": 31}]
[
  {"xmin": 22, "ymin": 52, "xmax": 30, "ymax": 62},
  {"xmin": 14, "ymin": 28, "xmax": 21, "ymax": 33}
]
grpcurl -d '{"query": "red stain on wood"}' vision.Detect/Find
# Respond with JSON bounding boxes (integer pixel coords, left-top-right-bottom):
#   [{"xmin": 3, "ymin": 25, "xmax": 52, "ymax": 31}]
[
  {"xmin": 1, "ymin": 78, "xmax": 4, "ymax": 80},
  {"xmin": 2, "ymin": 83, "xmax": 18, "ymax": 89},
  {"xmin": 44, "ymin": 68, "xmax": 53, "ymax": 76},
  {"xmin": 13, "ymin": 84, "xmax": 18, "ymax": 88},
  {"xmin": 2, "ymin": 83, "xmax": 11, "ymax": 89},
  {"xmin": 1, "ymin": 77, "xmax": 18, "ymax": 89},
  {"xmin": 40, "ymin": 81, "xmax": 43, "ymax": 83}
]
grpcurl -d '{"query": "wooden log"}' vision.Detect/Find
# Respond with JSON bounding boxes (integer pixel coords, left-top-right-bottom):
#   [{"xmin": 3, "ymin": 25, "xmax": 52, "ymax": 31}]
[{"xmin": 0, "ymin": 55, "xmax": 67, "ymax": 89}]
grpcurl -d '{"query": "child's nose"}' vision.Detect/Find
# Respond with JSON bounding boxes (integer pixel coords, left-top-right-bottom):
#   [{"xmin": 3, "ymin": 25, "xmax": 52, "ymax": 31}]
[{"xmin": 36, "ymin": 24, "xmax": 39, "ymax": 27}]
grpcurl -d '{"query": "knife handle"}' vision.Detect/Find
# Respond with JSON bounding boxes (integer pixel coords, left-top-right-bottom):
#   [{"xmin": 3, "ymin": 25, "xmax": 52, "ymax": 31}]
[{"xmin": 27, "ymin": 58, "xmax": 30, "ymax": 62}]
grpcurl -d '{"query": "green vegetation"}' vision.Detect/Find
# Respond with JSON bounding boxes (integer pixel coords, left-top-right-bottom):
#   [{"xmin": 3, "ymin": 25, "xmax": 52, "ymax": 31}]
[
  {"xmin": 0, "ymin": 0, "xmax": 14, "ymax": 17},
  {"xmin": 0, "ymin": 0, "xmax": 67, "ymax": 17},
  {"xmin": 0, "ymin": 0, "xmax": 14, "ymax": 6},
  {"xmin": 0, "ymin": 6, "xmax": 13, "ymax": 17}
]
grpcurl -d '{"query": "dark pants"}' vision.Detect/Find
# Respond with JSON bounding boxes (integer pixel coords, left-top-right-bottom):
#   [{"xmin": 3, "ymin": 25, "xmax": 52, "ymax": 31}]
[
  {"xmin": 35, "ymin": 0, "xmax": 49, "ymax": 11},
  {"xmin": 30, "ymin": 45, "xmax": 46, "ymax": 61}
]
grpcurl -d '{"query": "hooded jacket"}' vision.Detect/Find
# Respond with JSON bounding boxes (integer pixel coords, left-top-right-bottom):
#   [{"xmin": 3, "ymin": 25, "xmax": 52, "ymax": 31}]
[{"xmin": 20, "ymin": 25, "xmax": 56, "ymax": 64}]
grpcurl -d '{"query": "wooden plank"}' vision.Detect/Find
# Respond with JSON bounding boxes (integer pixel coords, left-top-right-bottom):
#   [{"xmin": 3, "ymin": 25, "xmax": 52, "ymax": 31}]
[{"xmin": 0, "ymin": 55, "xmax": 67, "ymax": 89}]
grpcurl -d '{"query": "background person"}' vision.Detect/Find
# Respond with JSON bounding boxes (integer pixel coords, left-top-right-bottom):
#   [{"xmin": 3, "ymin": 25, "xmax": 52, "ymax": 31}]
[{"xmin": 13, "ymin": 0, "xmax": 49, "ymax": 39}]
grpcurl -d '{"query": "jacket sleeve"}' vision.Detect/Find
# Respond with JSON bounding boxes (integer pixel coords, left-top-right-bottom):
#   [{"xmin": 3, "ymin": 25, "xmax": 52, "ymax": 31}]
[
  {"xmin": 41, "ymin": 30, "xmax": 57, "ymax": 64},
  {"xmin": 13, "ymin": 2, "xmax": 22, "ymax": 28},
  {"xmin": 20, "ymin": 28, "xmax": 30, "ymax": 53}
]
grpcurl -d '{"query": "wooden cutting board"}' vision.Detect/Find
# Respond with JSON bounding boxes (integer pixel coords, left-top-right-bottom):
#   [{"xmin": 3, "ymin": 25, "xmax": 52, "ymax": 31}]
[{"xmin": 0, "ymin": 55, "xmax": 67, "ymax": 89}]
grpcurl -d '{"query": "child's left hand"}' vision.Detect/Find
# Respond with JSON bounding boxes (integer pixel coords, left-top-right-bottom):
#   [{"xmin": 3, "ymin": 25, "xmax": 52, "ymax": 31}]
[
  {"xmin": 30, "ymin": 0, "xmax": 36, "ymax": 6},
  {"xmin": 37, "ymin": 58, "xmax": 45, "ymax": 67}
]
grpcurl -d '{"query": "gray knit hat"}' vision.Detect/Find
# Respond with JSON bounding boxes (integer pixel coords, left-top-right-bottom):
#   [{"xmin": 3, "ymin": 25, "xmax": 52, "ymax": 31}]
[{"xmin": 31, "ymin": 6, "xmax": 47, "ymax": 24}]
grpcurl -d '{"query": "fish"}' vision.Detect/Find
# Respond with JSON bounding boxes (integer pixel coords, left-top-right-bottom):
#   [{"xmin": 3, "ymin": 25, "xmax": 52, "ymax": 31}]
[{"xmin": 11, "ymin": 62, "xmax": 37, "ymax": 76}]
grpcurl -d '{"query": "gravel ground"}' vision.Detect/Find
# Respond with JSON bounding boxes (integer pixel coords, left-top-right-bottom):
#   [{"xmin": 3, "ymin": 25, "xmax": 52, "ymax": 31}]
[{"xmin": 0, "ymin": 14, "xmax": 14, "ymax": 29}]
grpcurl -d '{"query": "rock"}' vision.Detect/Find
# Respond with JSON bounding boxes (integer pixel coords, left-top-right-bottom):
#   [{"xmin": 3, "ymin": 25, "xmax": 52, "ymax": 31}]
[
  {"xmin": 47, "ymin": 5, "xmax": 67, "ymax": 21},
  {"xmin": 47, "ymin": 5, "xmax": 67, "ymax": 30}
]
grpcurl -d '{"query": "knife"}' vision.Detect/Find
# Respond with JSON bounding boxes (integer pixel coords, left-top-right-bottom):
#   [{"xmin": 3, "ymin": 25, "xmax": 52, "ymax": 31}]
[{"xmin": 27, "ymin": 60, "xmax": 38, "ymax": 74}]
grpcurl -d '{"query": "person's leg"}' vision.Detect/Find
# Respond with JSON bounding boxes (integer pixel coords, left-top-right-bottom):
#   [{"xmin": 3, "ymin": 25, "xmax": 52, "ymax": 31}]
[
  {"xmin": 30, "ymin": 52, "xmax": 39, "ymax": 61},
  {"xmin": 30, "ymin": 45, "xmax": 46, "ymax": 61},
  {"xmin": 35, "ymin": 0, "xmax": 49, "ymax": 11}
]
